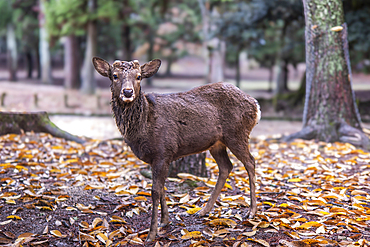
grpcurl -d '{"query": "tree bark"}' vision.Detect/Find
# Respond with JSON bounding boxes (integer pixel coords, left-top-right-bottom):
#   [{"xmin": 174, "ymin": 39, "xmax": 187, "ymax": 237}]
[
  {"xmin": 39, "ymin": 0, "xmax": 52, "ymax": 84},
  {"xmin": 235, "ymin": 50, "xmax": 241, "ymax": 88},
  {"xmin": 169, "ymin": 153, "xmax": 207, "ymax": 178},
  {"xmin": 81, "ymin": 0, "xmax": 97, "ymax": 95},
  {"xmin": 122, "ymin": 23, "xmax": 132, "ymax": 61},
  {"xmin": 285, "ymin": 0, "xmax": 369, "ymax": 149},
  {"xmin": 64, "ymin": 35, "xmax": 81, "ymax": 89},
  {"xmin": 6, "ymin": 23, "xmax": 17, "ymax": 82},
  {"xmin": 0, "ymin": 112, "xmax": 86, "ymax": 144}
]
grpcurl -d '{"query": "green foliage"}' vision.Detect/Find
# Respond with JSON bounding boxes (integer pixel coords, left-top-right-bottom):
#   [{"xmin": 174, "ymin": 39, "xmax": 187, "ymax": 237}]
[
  {"xmin": 216, "ymin": 0, "xmax": 304, "ymax": 68},
  {"xmin": 44, "ymin": 0, "xmax": 89, "ymax": 38},
  {"xmin": 0, "ymin": 1, "xmax": 13, "ymax": 31}
]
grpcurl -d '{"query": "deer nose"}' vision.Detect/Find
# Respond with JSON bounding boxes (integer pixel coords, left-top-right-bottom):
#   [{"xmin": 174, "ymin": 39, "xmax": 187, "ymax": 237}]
[{"xmin": 123, "ymin": 89, "xmax": 133, "ymax": 98}]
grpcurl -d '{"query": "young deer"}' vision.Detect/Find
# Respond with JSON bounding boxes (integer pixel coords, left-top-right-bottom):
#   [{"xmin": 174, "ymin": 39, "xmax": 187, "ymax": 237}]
[{"xmin": 92, "ymin": 57, "xmax": 261, "ymax": 242}]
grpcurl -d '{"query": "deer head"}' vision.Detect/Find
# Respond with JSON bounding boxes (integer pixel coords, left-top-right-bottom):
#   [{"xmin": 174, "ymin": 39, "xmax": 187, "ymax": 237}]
[{"xmin": 92, "ymin": 57, "xmax": 161, "ymax": 103}]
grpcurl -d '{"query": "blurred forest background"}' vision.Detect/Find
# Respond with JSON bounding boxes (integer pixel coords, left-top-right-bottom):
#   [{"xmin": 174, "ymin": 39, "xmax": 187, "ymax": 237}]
[{"xmin": 0, "ymin": 0, "xmax": 370, "ymax": 138}]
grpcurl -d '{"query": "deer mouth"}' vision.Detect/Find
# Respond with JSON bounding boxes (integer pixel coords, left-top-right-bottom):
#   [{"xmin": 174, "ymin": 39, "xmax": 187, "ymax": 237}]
[
  {"xmin": 120, "ymin": 89, "xmax": 135, "ymax": 102},
  {"xmin": 120, "ymin": 95, "xmax": 135, "ymax": 103}
]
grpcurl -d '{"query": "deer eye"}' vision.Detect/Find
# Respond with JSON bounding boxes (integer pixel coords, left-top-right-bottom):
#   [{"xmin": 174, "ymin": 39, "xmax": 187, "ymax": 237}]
[
  {"xmin": 113, "ymin": 74, "xmax": 118, "ymax": 80},
  {"xmin": 136, "ymin": 75, "xmax": 141, "ymax": 80}
]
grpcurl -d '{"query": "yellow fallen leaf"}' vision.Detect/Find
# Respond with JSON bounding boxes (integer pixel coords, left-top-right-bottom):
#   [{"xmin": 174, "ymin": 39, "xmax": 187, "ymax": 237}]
[
  {"xmin": 351, "ymin": 190, "xmax": 368, "ymax": 196},
  {"xmin": 181, "ymin": 231, "xmax": 202, "ymax": 240},
  {"xmin": 186, "ymin": 207, "xmax": 202, "ymax": 215},
  {"xmin": 298, "ymin": 221, "xmax": 323, "ymax": 229},
  {"xmin": 177, "ymin": 173, "xmax": 198, "ymax": 181},
  {"xmin": 36, "ymin": 206, "xmax": 53, "ymax": 211},
  {"xmin": 252, "ymin": 221, "xmax": 270, "ymax": 230},
  {"xmin": 96, "ymin": 232, "xmax": 108, "ymax": 243},
  {"xmin": 5, "ymin": 199, "xmax": 16, "ymax": 204},
  {"xmin": 242, "ymin": 230, "xmax": 257, "ymax": 237},
  {"xmin": 205, "ymin": 180, "xmax": 217, "ymax": 187},
  {"xmin": 110, "ymin": 215, "xmax": 126, "ymax": 223},
  {"xmin": 79, "ymin": 232, "xmax": 96, "ymax": 242},
  {"xmin": 65, "ymin": 207, "xmax": 77, "ymax": 211},
  {"xmin": 208, "ymin": 218, "xmax": 237, "ymax": 228},
  {"xmin": 213, "ymin": 228, "xmax": 229, "ymax": 237},
  {"xmin": 134, "ymin": 196, "xmax": 147, "ymax": 201},
  {"xmin": 247, "ymin": 238, "xmax": 270, "ymax": 247},
  {"xmin": 50, "ymin": 230, "xmax": 66, "ymax": 238},
  {"xmin": 6, "ymin": 215, "xmax": 22, "ymax": 220},
  {"xmin": 137, "ymin": 191, "xmax": 151, "ymax": 196},
  {"xmin": 91, "ymin": 218, "xmax": 103, "ymax": 228},
  {"xmin": 287, "ymin": 178, "xmax": 302, "ymax": 182}
]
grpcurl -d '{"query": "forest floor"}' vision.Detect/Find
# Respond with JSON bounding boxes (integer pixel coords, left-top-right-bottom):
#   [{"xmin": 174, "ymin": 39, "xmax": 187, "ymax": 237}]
[{"xmin": 0, "ymin": 131, "xmax": 369, "ymax": 247}]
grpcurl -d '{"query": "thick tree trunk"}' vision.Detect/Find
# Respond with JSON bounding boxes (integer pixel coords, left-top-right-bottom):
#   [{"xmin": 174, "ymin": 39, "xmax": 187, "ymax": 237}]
[
  {"xmin": 169, "ymin": 153, "xmax": 207, "ymax": 178},
  {"xmin": 285, "ymin": 0, "xmax": 369, "ymax": 149},
  {"xmin": 64, "ymin": 35, "xmax": 81, "ymax": 89},
  {"xmin": 0, "ymin": 112, "xmax": 86, "ymax": 144},
  {"xmin": 39, "ymin": 0, "xmax": 52, "ymax": 84},
  {"xmin": 6, "ymin": 23, "xmax": 17, "ymax": 82},
  {"xmin": 81, "ymin": 0, "xmax": 97, "ymax": 95}
]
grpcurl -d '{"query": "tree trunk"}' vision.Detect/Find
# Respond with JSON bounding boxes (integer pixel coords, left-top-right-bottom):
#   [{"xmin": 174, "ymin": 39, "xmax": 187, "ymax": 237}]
[
  {"xmin": 285, "ymin": 0, "xmax": 369, "ymax": 149},
  {"xmin": 39, "ymin": 0, "xmax": 52, "ymax": 84},
  {"xmin": 81, "ymin": 0, "xmax": 97, "ymax": 95},
  {"xmin": 268, "ymin": 65, "xmax": 274, "ymax": 92},
  {"xmin": 235, "ymin": 50, "xmax": 240, "ymax": 88},
  {"xmin": 6, "ymin": 23, "xmax": 17, "ymax": 81},
  {"xmin": 35, "ymin": 42, "xmax": 41, "ymax": 79},
  {"xmin": 0, "ymin": 112, "xmax": 86, "ymax": 144},
  {"xmin": 122, "ymin": 23, "xmax": 132, "ymax": 61},
  {"xmin": 198, "ymin": 0, "xmax": 210, "ymax": 83},
  {"xmin": 64, "ymin": 35, "xmax": 81, "ymax": 89},
  {"xmin": 26, "ymin": 50, "xmax": 33, "ymax": 78},
  {"xmin": 146, "ymin": 27, "xmax": 155, "ymax": 86},
  {"xmin": 169, "ymin": 153, "xmax": 207, "ymax": 178}
]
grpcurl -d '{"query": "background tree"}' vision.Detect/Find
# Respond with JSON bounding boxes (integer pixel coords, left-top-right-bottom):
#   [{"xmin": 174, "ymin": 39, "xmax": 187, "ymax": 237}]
[
  {"xmin": 286, "ymin": 0, "xmax": 369, "ymax": 149},
  {"xmin": 39, "ymin": 0, "xmax": 52, "ymax": 84},
  {"xmin": 0, "ymin": 1, "xmax": 18, "ymax": 81},
  {"xmin": 12, "ymin": 0, "xmax": 40, "ymax": 79}
]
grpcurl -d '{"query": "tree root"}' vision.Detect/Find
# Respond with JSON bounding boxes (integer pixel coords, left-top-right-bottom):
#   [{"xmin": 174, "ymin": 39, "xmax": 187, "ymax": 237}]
[
  {"xmin": 0, "ymin": 112, "xmax": 86, "ymax": 144},
  {"xmin": 284, "ymin": 122, "xmax": 370, "ymax": 150}
]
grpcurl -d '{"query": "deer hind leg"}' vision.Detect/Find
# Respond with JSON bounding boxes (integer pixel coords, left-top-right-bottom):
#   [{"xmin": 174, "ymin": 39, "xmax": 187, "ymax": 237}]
[
  {"xmin": 196, "ymin": 142, "xmax": 233, "ymax": 217},
  {"xmin": 228, "ymin": 140, "xmax": 257, "ymax": 218},
  {"xmin": 159, "ymin": 186, "xmax": 169, "ymax": 227}
]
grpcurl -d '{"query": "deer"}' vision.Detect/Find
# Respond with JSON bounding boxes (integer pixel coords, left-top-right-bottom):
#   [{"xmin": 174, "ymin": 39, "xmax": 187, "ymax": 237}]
[{"xmin": 92, "ymin": 57, "xmax": 261, "ymax": 242}]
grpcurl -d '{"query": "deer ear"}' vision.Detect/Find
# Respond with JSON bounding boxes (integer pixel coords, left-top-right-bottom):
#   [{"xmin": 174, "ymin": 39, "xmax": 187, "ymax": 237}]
[
  {"xmin": 141, "ymin": 59, "xmax": 161, "ymax": 78},
  {"xmin": 92, "ymin": 57, "xmax": 110, "ymax": 77}
]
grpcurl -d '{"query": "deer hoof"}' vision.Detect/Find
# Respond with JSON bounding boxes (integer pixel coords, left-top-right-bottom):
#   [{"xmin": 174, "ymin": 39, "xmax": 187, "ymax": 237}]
[
  {"xmin": 145, "ymin": 233, "xmax": 156, "ymax": 243},
  {"xmin": 246, "ymin": 210, "xmax": 256, "ymax": 219},
  {"xmin": 159, "ymin": 222, "xmax": 169, "ymax": 228}
]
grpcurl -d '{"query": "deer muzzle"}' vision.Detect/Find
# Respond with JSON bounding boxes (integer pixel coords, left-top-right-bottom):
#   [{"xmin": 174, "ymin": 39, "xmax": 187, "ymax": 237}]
[{"xmin": 120, "ymin": 88, "xmax": 134, "ymax": 102}]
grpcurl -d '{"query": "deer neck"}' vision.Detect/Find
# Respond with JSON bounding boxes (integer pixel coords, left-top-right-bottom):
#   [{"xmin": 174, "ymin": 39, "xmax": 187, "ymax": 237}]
[{"xmin": 111, "ymin": 90, "xmax": 148, "ymax": 139}]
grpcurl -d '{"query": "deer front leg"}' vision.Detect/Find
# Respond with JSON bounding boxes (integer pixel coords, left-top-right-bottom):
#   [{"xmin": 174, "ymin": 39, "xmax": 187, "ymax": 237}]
[{"xmin": 146, "ymin": 161, "xmax": 168, "ymax": 242}]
